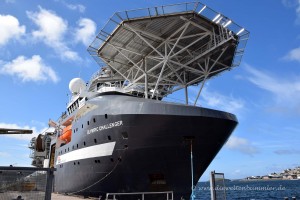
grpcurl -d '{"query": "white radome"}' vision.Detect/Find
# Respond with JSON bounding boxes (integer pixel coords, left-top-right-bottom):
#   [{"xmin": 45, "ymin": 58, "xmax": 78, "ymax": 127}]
[{"xmin": 69, "ymin": 78, "xmax": 86, "ymax": 94}]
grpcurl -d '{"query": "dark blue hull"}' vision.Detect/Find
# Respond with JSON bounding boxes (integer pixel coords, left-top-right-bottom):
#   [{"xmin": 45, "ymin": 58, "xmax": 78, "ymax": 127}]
[{"xmin": 54, "ymin": 112, "xmax": 237, "ymax": 200}]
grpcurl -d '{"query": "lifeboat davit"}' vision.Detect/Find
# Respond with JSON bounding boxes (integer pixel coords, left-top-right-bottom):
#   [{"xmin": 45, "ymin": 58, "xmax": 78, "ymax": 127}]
[{"xmin": 59, "ymin": 125, "xmax": 72, "ymax": 143}]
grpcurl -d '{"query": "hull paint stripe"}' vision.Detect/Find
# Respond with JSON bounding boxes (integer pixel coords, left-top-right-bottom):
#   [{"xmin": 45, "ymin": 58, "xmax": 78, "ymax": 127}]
[{"xmin": 56, "ymin": 142, "xmax": 116, "ymax": 165}]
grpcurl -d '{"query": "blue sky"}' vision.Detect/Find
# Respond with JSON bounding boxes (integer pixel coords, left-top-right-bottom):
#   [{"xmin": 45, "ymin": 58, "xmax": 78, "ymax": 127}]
[{"xmin": 0, "ymin": 0, "xmax": 300, "ymax": 181}]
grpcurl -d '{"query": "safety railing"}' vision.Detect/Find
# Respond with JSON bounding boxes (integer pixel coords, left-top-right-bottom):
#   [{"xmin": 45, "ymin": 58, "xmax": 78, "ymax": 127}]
[
  {"xmin": 0, "ymin": 166, "xmax": 55, "ymax": 200},
  {"xmin": 88, "ymin": 1, "xmax": 249, "ymax": 68},
  {"xmin": 105, "ymin": 191, "xmax": 174, "ymax": 200}
]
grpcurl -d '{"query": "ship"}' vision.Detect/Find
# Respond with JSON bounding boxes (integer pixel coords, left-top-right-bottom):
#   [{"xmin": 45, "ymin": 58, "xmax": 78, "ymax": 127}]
[{"xmin": 28, "ymin": 2, "xmax": 249, "ymax": 199}]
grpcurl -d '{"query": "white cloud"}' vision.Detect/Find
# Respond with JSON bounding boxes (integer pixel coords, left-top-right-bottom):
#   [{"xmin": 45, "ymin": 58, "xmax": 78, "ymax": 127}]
[
  {"xmin": 27, "ymin": 6, "xmax": 81, "ymax": 61},
  {"xmin": 75, "ymin": 18, "xmax": 96, "ymax": 46},
  {"xmin": 5, "ymin": 0, "xmax": 15, "ymax": 3},
  {"xmin": 0, "ymin": 14, "xmax": 25, "ymax": 46},
  {"xmin": 0, "ymin": 122, "xmax": 54, "ymax": 142},
  {"xmin": 282, "ymin": 1, "xmax": 300, "ymax": 62},
  {"xmin": 28, "ymin": 7, "xmax": 67, "ymax": 43},
  {"xmin": 296, "ymin": 0, "xmax": 300, "ymax": 24},
  {"xmin": 284, "ymin": 47, "xmax": 300, "ymax": 62},
  {"xmin": 66, "ymin": 4, "xmax": 86, "ymax": 13},
  {"xmin": 189, "ymin": 87, "xmax": 244, "ymax": 115},
  {"xmin": 225, "ymin": 136, "xmax": 259, "ymax": 155},
  {"xmin": 0, "ymin": 123, "xmax": 39, "ymax": 141},
  {"xmin": 0, "ymin": 152, "xmax": 10, "ymax": 157},
  {"xmin": 0, "ymin": 55, "xmax": 59, "ymax": 83},
  {"xmin": 274, "ymin": 149, "xmax": 300, "ymax": 155},
  {"xmin": 282, "ymin": 0, "xmax": 300, "ymax": 24},
  {"xmin": 55, "ymin": 0, "xmax": 86, "ymax": 13},
  {"xmin": 245, "ymin": 64, "xmax": 300, "ymax": 104}
]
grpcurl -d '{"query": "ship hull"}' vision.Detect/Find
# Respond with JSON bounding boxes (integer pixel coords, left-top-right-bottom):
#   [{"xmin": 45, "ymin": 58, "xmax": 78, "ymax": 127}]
[{"xmin": 53, "ymin": 95, "xmax": 237, "ymax": 199}]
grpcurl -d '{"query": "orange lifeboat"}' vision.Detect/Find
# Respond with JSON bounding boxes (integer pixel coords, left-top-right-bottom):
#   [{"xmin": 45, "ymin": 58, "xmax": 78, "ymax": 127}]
[{"xmin": 59, "ymin": 125, "xmax": 72, "ymax": 143}]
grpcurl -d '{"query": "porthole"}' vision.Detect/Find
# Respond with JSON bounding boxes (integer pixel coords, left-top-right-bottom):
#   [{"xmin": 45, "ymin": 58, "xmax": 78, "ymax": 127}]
[
  {"xmin": 77, "ymin": 144, "xmax": 78, "ymax": 148},
  {"xmin": 105, "ymin": 114, "xmax": 108, "ymax": 119},
  {"xmin": 83, "ymin": 141, "xmax": 86, "ymax": 146},
  {"xmin": 82, "ymin": 124, "xmax": 83, "ymax": 128},
  {"xmin": 108, "ymin": 135, "xmax": 111, "ymax": 140},
  {"xmin": 124, "ymin": 145, "xmax": 128, "ymax": 149},
  {"xmin": 93, "ymin": 118, "xmax": 96, "ymax": 123},
  {"xmin": 94, "ymin": 139, "xmax": 97, "ymax": 143},
  {"xmin": 121, "ymin": 132, "xmax": 128, "ymax": 139},
  {"xmin": 87, "ymin": 121, "xmax": 89, "ymax": 125},
  {"xmin": 110, "ymin": 158, "xmax": 114, "ymax": 162}
]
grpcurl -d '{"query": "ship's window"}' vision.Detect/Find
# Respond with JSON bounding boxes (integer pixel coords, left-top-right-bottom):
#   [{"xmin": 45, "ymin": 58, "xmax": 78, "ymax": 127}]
[
  {"xmin": 98, "ymin": 160, "xmax": 100, "ymax": 163},
  {"xmin": 72, "ymin": 145, "xmax": 74, "ymax": 150},
  {"xmin": 74, "ymin": 162, "xmax": 76, "ymax": 165},
  {"xmin": 94, "ymin": 160, "xmax": 97, "ymax": 163},
  {"xmin": 76, "ymin": 128, "xmax": 78, "ymax": 132},
  {"xmin": 124, "ymin": 145, "xmax": 128, "ymax": 149},
  {"xmin": 105, "ymin": 114, "xmax": 107, "ymax": 119},
  {"xmin": 87, "ymin": 121, "xmax": 89, "ymax": 125},
  {"xmin": 110, "ymin": 158, "xmax": 114, "ymax": 162},
  {"xmin": 65, "ymin": 149, "xmax": 66, "ymax": 152},
  {"xmin": 121, "ymin": 132, "xmax": 128, "ymax": 139},
  {"xmin": 118, "ymin": 157, "xmax": 122, "ymax": 162},
  {"xmin": 77, "ymin": 144, "xmax": 78, "ymax": 148},
  {"xmin": 94, "ymin": 139, "xmax": 97, "ymax": 143},
  {"xmin": 108, "ymin": 135, "xmax": 111, "ymax": 140},
  {"xmin": 83, "ymin": 141, "xmax": 86, "ymax": 146},
  {"xmin": 73, "ymin": 129, "xmax": 75, "ymax": 133},
  {"xmin": 82, "ymin": 124, "xmax": 83, "ymax": 128},
  {"xmin": 68, "ymin": 147, "xmax": 69, "ymax": 152},
  {"xmin": 93, "ymin": 118, "xmax": 96, "ymax": 123},
  {"xmin": 78, "ymin": 162, "xmax": 80, "ymax": 165}
]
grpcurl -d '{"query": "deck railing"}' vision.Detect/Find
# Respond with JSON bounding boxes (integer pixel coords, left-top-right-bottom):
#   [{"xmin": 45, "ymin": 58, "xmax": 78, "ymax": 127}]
[
  {"xmin": 88, "ymin": 1, "xmax": 249, "ymax": 68},
  {"xmin": 105, "ymin": 191, "xmax": 174, "ymax": 200}
]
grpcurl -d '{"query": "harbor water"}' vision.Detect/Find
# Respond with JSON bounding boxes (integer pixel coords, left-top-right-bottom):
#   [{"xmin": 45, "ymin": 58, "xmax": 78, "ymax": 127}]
[{"xmin": 195, "ymin": 179, "xmax": 300, "ymax": 199}]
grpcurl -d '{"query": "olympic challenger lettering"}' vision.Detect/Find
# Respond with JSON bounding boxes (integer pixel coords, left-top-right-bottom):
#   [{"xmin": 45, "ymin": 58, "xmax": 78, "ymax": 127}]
[{"xmin": 87, "ymin": 120, "xmax": 123, "ymax": 135}]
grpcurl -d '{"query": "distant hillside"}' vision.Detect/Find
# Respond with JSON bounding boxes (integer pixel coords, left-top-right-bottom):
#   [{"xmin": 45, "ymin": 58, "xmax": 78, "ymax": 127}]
[{"xmin": 245, "ymin": 166, "xmax": 300, "ymax": 180}]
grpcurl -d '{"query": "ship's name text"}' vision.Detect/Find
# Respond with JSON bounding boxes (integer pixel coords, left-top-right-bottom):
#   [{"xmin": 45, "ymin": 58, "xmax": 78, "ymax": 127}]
[{"xmin": 87, "ymin": 120, "xmax": 123, "ymax": 135}]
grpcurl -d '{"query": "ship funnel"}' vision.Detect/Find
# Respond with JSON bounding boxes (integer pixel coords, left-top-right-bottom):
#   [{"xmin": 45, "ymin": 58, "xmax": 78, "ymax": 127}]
[{"xmin": 69, "ymin": 78, "xmax": 86, "ymax": 95}]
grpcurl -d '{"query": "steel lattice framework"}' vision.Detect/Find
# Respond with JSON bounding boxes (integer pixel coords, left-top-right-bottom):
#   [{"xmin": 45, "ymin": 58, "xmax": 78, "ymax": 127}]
[{"xmin": 88, "ymin": 2, "xmax": 249, "ymax": 104}]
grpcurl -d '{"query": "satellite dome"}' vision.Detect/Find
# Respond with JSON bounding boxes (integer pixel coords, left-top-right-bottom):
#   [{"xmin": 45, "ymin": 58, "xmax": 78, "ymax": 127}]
[{"xmin": 69, "ymin": 78, "xmax": 86, "ymax": 94}]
